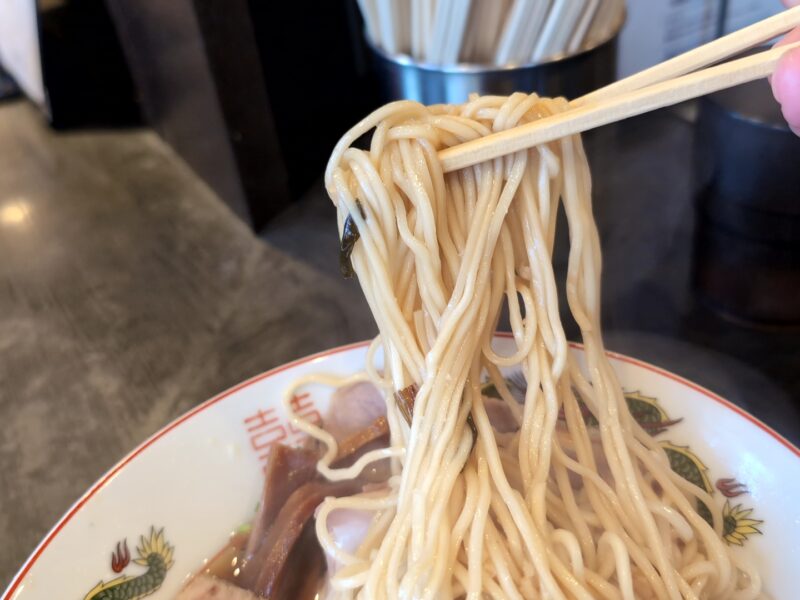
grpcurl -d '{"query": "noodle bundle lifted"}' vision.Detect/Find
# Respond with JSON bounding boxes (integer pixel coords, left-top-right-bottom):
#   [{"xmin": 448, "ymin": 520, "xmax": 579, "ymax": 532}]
[
  {"xmin": 310, "ymin": 94, "xmax": 761, "ymax": 599},
  {"xmin": 180, "ymin": 93, "xmax": 762, "ymax": 600}
]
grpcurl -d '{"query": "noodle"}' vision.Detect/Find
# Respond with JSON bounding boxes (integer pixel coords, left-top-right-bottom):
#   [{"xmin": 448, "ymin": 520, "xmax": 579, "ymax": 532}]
[{"xmin": 282, "ymin": 94, "xmax": 761, "ymax": 599}]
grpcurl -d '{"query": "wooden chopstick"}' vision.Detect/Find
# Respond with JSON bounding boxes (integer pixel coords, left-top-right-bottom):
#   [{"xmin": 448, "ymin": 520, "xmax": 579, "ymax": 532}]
[
  {"xmin": 575, "ymin": 5, "xmax": 800, "ymax": 106},
  {"xmin": 438, "ymin": 41, "xmax": 800, "ymax": 173}
]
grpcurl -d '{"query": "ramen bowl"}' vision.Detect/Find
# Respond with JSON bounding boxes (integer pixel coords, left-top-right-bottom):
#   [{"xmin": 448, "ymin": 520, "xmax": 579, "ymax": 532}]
[{"xmin": 4, "ymin": 336, "xmax": 799, "ymax": 599}]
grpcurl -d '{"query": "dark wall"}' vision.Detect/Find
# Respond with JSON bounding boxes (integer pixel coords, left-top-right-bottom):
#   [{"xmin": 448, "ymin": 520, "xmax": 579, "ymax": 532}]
[
  {"xmin": 192, "ymin": 0, "xmax": 292, "ymax": 228},
  {"xmin": 243, "ymin": 0, "xmax": 378, "ymax": 201},
  {"xmin": 107, "ymin": 0, "xmax": 252, "ymax": 223},
  {"xmin": 38, "ymin": 0, "xmax": 140, "ymax": 128},
  {"xmin": 108, "ymin": 0, "xmax": 377, "ymax": 229}
]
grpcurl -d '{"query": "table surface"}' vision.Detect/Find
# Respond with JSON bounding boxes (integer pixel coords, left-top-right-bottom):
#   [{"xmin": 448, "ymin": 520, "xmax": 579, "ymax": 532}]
[{"xmin": 0, "ymin": 99, "xmax": 798, "ymax": 587}]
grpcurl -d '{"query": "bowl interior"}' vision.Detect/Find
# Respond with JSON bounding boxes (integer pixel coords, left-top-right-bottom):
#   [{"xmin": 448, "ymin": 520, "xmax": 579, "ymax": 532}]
[{"xmin": 5, "ymin": 338, "xmax": 798, "ymax": 599}]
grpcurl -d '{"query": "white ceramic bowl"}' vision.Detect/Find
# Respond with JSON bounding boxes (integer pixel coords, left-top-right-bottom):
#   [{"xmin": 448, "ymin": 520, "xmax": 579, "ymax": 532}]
[{"xmin": 4, "ymin": 337, "xmax": 799, "ymax": 599}]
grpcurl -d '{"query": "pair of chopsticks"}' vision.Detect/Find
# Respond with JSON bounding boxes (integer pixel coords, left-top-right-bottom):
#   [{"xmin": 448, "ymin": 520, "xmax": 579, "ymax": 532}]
[{"xmin": 438, "ymin": 6, "xmax": 800, "ymax": 173}]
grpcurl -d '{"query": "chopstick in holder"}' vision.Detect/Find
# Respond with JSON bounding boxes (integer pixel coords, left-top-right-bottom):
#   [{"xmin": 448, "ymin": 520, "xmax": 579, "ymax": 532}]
[
  {"xmin": 463, "ymin": 0, "xmax": 505, "ymax": 63},
  {"xmin": 532, "ymin": 0, "xmax": 586, "ymax": 61},
  {"xmin": 357, "ymin": 0, "xmax": 381, "ymax": 46},
  {"xmin": 483, "ymin": 0, "xmax": 511, "ymax": 62},
  {"xmin": 423, "ymin": 0, "xmax": 436, "ymax": 60},
  {"xmin": 411, "ymin": 0, "xmax": 424, "ymax": 58},
  {"xmin": 567, "ymin": 0, "xmax": 602, "ymax": 54},
  {"xmin": 428, "ymin": 0, "xmax": 454, "ymax": 63},
  {"xmin": 575, "ymin": 4, "xmax": 800, "ymax": 106},
  {"xmin": 376, "ymin": 0, "xmax": 398, "ymax": 54},
  {"xmin": 438, "ymin": 41, "xmax": 800, "ymax": 173},
  {"xmin": 495, "ymin": 0, "xmax": 533, "ymax": 65},
  {"xmin": 396, "ymin": 0, "xmax": 411, "ymax": 55},
  {"xmin": 584, "ymin": 0, "xmax": 623, "ymax": 48},
  {"xmin": 441, "ymin": 0, "xmax": 472, "ymax": 64},
  {"xmin": 519, "ymin": 0, "xmax": 554, "ymax": 62},
  {"xmin": 460, "ymin": 0, "xmax": 481, "ymax": 62}
]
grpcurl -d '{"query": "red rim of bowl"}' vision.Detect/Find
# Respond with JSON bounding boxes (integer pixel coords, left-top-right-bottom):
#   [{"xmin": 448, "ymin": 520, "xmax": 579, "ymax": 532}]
[{"xmin": 4, "ymin": 336, "xmax": 798, "ymax": 599}]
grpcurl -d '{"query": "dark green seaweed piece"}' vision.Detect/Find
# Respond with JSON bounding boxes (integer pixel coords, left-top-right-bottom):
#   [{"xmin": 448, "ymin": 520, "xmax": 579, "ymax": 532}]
[
  {"xmin": 339, "ymin": 200, "xmax": 366, "ymax": 278},
  {"xmin": 466, "ymin": 413, "xmax": 478, "ymax": 450}
]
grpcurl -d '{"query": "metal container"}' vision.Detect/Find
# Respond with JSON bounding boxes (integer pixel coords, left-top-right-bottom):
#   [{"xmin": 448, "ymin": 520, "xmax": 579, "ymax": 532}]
[
  {"xmin": 692, "ymin": 75, "xmax": 800, "ymax": 326},
  {"xmin": 368, "ymin": 15, "xmax": 624, "ymax": 104}
]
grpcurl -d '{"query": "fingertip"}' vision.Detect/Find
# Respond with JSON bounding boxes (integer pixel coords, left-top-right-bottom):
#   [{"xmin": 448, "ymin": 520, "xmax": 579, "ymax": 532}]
[
  {"xmin": 773, "ymin": 48, "xmax": 800, "ymax": 127},
  {"xmin": 776, "ymin": 27, "xmax": 800, "ymax": 48}
]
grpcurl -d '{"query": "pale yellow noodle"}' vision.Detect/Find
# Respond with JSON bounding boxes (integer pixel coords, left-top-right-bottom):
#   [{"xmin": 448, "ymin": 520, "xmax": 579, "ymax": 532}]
[{"xmin": 275, "ymin": 95, "xmax": 770, "ymax": 599}]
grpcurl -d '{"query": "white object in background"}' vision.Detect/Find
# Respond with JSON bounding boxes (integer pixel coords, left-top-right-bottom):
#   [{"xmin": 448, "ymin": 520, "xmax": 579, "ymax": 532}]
[
  {"xmin": 411, "ymin": 0, "xmax": 425, "ymax": 58},
  {"xmin": 519, "ymin": 0, "xmax": 556, "ymax": 62},
  {"xmin": 461, "ymin": 0, "xmax": 510, "ymax": 62},
  {"xmin": 440, "ymin": 0, "xmax": 472, "ymax": 64},
  {"xmin": 585, "ymin": 0, "xmax": 625, "ymax": 48},
  {"xmin": 532, "ymin": 0, "xmax": 587, "ymax": 61},
  {"xmin": 376, "ymin": 0, "xmax": 399, "ymax": 55},
  {"xmin": 427, "ymin": 0, "xmax": 453, "ymax": 63},
  {"xmin": 0, "ymin": 0, "xmax": 44, "ymax": 104},
  {"xmin": 495, "ymin": 0, "xmax": 536, "ymax": 65},
  {"xmin": 618, "ymin": 0, "xmax": 781, "ymax": 78},
  {"xmin": 568, "ymin": 0, "xmax": 603, "ymax": 53}
]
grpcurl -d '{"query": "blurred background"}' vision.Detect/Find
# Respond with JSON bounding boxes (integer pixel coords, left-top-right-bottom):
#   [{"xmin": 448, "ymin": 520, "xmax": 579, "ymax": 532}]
[
  {"xmin": 0, "ymin": 0, "xmax": 784, "ymax": 227},
  {"xmin": 0, "ymin": 0, "xmax": 798, "ymax": 587}
]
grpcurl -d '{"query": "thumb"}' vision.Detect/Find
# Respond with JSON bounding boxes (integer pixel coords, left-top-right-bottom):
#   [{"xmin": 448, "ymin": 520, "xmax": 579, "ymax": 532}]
[
  {"xmin": 775, "ymin": 27, "xmax": 800, "ymax": 49},
  {"xmin": 772, "ymin": 46, "xmax": 800, "ymax": 134}
]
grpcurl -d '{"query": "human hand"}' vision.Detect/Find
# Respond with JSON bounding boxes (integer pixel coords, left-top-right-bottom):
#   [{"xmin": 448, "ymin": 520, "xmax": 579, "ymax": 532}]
[{"xmin": 772, "ymin": 1, "xmax": 800, "ymax": 134}]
